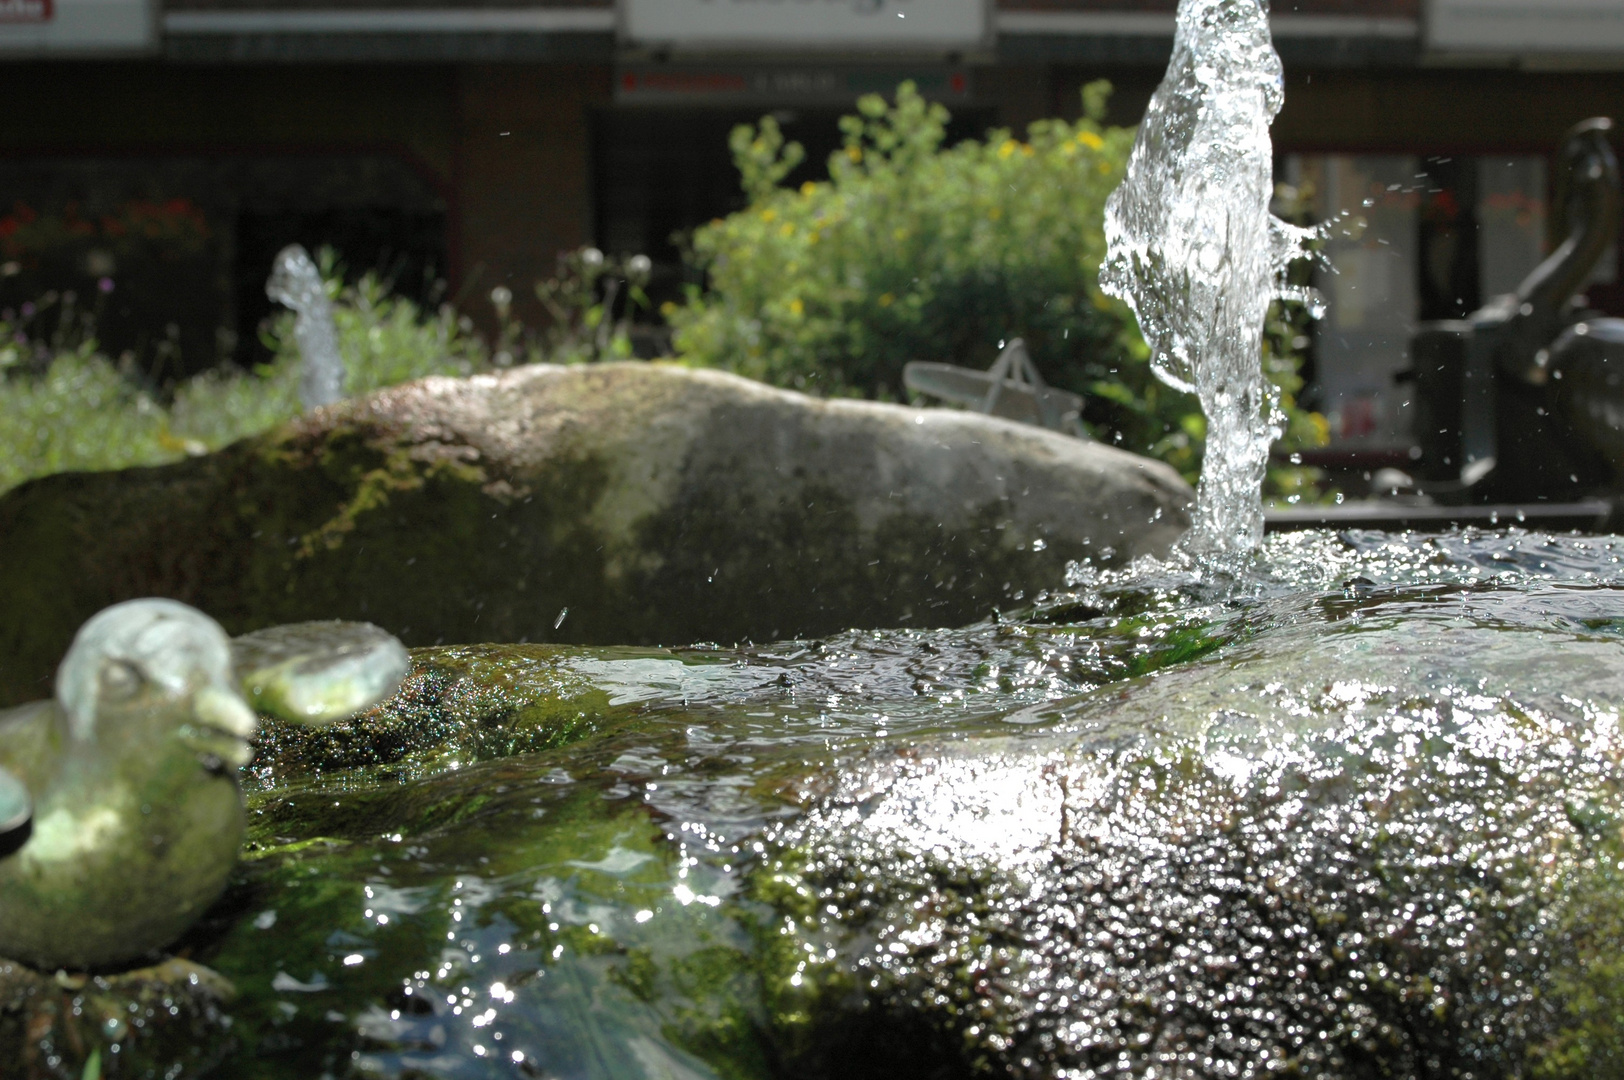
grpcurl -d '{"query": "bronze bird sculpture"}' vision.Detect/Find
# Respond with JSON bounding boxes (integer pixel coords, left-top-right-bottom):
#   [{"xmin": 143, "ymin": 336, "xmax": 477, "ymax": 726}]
[{"xmin": 0, "ymin": 599, "xmax": 407, "ymax": 971}]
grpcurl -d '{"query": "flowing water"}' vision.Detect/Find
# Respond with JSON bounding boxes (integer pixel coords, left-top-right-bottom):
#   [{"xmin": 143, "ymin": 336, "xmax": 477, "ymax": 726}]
[
  {"xmin": 266, "ymin": 244, "xmax": 346, "ymax": 411},
  {"xmin": 13, "ymin": 529, "xmax": 1624, "ymax": 1079},
  {"xmin": 1101, "ymin": 0, "xmax": 1319, "ymax": 558}
]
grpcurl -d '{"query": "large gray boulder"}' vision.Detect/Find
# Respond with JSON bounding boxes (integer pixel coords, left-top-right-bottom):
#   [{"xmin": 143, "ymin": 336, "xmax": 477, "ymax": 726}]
[{"xmin": 0, "ymin": 362, "xmax": 1189, "ymax": 704}]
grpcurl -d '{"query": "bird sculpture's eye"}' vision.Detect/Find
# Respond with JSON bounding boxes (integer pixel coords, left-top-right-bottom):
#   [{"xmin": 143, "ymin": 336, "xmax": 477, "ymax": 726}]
[{"xmin": 99, "ymin": 659, "xmax": 144, "ymax": 700}]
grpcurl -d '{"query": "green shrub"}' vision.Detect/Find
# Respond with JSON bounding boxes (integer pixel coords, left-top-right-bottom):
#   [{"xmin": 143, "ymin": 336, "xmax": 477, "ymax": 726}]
[
  {"xmin": 0, "ymin": 261, "xmax": 487, "ymax": 496},
  {"xmin": 669, "ymin": 82, "xmax": 1327, "ymax": 495},
  {"xmin": 0, "ymin": 341, "xmax": 176, "ymax": 489}
]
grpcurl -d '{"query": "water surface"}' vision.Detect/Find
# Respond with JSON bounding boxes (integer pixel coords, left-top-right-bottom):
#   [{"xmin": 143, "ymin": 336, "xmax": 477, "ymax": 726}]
[{"xmin": 42, "ymin": 528, "xmax": 1623, "ymax": 1079}]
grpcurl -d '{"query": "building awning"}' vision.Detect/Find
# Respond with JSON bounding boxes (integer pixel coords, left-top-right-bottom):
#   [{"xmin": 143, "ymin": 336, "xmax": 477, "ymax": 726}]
[
  {"xmin": 114, "ymin": 2, "xmax": 1545, "ymax": 68},
  {"xmin": 162, "ymin": 3, "xmax": 615, "ymax": 61}
]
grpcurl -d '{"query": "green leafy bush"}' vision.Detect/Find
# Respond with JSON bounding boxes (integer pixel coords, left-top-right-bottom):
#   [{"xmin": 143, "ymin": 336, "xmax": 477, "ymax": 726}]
[
  {"xmin": 0, "ymin": 340, "xmax": 176, "ymax": 489},
  {"xmin": 0, "ymin": 261, "xmax": 487, "ymax": 496},
  {"xmin": 669, "ymin": 82, "xmax": 1326, "ymax": 494}
]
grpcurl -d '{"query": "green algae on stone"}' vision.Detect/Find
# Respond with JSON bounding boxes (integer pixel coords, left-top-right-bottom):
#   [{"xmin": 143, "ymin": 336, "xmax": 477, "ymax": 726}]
[
  {"xmin": 0, "ymin": 958, "xmax": 238, "ymax": 1080},
  {"xmin": 247, "ymin": 644, "xmax": 624, "ymax": 785},
  {"xmin": 1529, "ymin": 816, "xmax": 1624, "ymax": 1078}
]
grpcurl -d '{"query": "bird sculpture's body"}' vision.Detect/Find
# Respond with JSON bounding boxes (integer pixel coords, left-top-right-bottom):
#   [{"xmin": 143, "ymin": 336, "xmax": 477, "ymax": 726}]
[{"xmin": 0, "ymin": 600, "xmax": 408, "ymax": 971}]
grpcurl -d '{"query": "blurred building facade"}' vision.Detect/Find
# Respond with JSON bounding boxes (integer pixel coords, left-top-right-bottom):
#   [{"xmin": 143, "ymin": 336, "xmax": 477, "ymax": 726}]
[{"xmin": 0, "ymin": 0, "xmax": 1621, "ymax": 452}]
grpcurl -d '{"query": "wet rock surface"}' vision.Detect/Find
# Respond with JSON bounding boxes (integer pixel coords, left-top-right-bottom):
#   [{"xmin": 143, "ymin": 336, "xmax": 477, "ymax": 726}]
[
  {"xmin": 6, "ymin": 530, "xmax": 1624, "ymax": 1079},
  {"xmin": 0, "ymin": 958, "xmax": 236, "ymax": 1078},
  {"xmin": 0, "ymin": 362, "xmax": 1190, "ymax": 706}
]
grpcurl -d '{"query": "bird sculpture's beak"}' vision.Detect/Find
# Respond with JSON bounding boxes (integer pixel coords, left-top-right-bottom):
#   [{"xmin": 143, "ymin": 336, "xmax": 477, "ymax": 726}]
[{"xmin": 184, "ymin": 686, "xmax": 260, "ymax": 769}]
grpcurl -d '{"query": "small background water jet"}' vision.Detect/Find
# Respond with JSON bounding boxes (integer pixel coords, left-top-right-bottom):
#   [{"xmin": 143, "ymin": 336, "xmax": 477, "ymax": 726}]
[
  {"xmin": 266, "ymin": 243, "xmax": 345, "ymax": 411},
  {"xmin": 1102, "ymin": 0, "xmax": 1320, "ymax": 558}
]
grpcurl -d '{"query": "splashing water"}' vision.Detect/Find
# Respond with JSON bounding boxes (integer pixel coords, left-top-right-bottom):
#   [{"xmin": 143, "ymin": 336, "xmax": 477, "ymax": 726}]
[
  {"xmin": 1101, "ymin": 0, "xmax": 1319, "ymax": 559},
  {"xmin": 266, "ymin": 243, "xmax": 345, "ymax": 410}
]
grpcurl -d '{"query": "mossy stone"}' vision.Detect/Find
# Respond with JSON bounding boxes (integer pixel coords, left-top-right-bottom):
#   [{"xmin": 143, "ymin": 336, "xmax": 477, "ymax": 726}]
[{"xmin": 0, "ymin": 363, "xmax": 1191, "ymax": 706}]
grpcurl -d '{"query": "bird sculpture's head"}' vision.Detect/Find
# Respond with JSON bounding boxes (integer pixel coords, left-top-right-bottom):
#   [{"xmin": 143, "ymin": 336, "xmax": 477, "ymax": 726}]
[{"xmin": 55, "ymin": 599, "xmax": 259, "ymax": 770}]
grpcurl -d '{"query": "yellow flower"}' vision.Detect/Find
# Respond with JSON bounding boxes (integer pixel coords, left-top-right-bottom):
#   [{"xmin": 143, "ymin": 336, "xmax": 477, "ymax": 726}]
[
  {"xmin": 659, "ymin": 301, "xmax": 677, "ymax": 317},
  {"xmin": 761, "ymin": 209, "xmax": 778, "ymax": 223},
  {"xmin": 878, "ymin": 293, "xmax": 895, "ymax": 307},
  {"xmin": 801, "ymin": 181, "xmax": 818, "ymax": 197},
  {"xmin": 998, "ymin": 139, "xmax": 1018, "ymax": 160},
  {"xmin": 846, "ymin": 146, "xmax": 863, "ymax": 163},
  {"xmin": 789, "ymin": 298, "xmax": 804, "ymax": 317},
  {"xmin": 780, "ymin": 222, "xmax": 795, "ymax": 238},
  {"xmin": 1077, "ymin": 131, "xmax": 1104, "ymax": 150}
]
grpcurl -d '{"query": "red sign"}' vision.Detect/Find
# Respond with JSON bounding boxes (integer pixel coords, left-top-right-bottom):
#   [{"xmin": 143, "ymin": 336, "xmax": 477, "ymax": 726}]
[
  {"xmin": 621, "ymin": 71, "xmax": 750, "ymax": 96},
  {"xmin": 0, "ymin": 0, "xmax": 51, "ymax": 23}
]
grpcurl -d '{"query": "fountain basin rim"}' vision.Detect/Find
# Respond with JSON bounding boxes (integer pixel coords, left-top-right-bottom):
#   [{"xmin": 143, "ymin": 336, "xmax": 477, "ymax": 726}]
[{"xmin": 1264, "ymin": 497, "xmax": 1616, "ymax": 533}]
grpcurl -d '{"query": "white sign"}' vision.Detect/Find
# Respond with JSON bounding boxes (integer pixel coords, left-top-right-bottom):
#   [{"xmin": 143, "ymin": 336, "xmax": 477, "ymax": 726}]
[
  {"xmin": 1428, "ymin": 0, "xmax": 1624, "ymax": 54},
  {"xmin": 622, "ymin": 0, "xmax": 989, "ymax": 51},
  {"xmin": 0, "ymin": 0, "xmax": 154, "ymax": 53}
]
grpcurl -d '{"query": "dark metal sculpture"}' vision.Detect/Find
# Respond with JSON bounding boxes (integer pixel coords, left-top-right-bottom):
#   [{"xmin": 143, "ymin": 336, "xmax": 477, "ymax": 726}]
[{"xmin": 1407, "ymin": 117, "xmax": 1623, "ymax": 502}]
